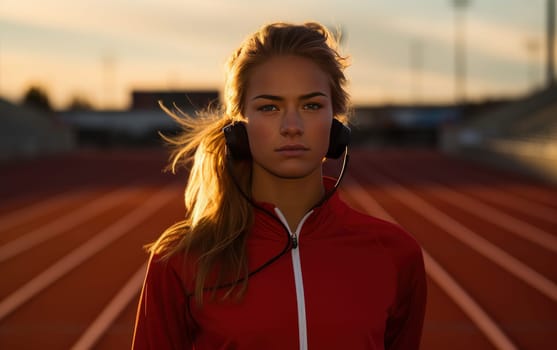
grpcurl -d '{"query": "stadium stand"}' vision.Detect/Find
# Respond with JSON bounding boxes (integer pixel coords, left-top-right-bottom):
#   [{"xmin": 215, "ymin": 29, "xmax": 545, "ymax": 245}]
[
  {"xmin": 440, "ymin": 86, "xmax": 557, "ymax": 185},
  {"xmin": 0, "ymin": 98, "xmax": 75, "ymax": 160}
]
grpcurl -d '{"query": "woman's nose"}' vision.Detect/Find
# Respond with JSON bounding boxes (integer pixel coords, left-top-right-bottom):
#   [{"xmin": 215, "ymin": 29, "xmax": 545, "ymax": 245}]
[{"xmin": 280, "ymin": 108, "xmax": 303, "ymax": 136}]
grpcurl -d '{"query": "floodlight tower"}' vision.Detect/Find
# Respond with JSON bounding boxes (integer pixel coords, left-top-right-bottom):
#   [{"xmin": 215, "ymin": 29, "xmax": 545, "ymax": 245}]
[
  {"xmin": 410, "ymin": 40, "xmax": 424, "ymax": 105},
  {"xmin": 525, "ymin": 38, "xmax": 541, "ymax": 91},
  {"xmin": 547, "ymin": 0, "xmax": 556, "ymax": 87},
  {"xmin": 102, "ymin": 52, "xmax": 116, "ymax": 110},
  {"xmin": 452, "ymin": 0, "xmax": 470, "ymax": 105}
]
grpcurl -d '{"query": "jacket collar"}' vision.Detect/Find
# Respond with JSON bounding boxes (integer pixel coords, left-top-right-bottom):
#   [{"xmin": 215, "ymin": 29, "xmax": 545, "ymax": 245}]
[{"xmin": 251, "ymin": 177, "xmax": 343, "ymax": 238}]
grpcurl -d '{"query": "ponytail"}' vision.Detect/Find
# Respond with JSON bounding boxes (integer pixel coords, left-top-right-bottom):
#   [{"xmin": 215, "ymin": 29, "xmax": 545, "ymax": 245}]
[{"xmin": 149, "ymin": 103, "xmax": 253, "ymax": 304}]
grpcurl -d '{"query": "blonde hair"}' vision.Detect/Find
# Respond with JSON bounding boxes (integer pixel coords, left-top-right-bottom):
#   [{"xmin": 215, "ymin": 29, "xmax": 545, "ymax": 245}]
[
  {"xmin": 225, "ymin": 22, "xmax": 350, "ymax": 120},
  {"xmin": 150, "ymin": 21, "xmax": 350, "ymax": 304}
]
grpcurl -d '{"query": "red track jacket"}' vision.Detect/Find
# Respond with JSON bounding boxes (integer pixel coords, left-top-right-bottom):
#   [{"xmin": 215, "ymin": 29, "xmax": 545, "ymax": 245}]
[{"xmin": 133, "ymin": 180, "xmax": 427, "ymax": 349}]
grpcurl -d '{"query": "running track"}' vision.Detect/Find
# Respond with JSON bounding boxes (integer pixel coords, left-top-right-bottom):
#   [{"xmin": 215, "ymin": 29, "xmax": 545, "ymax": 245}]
[{"xmin": 0, "ymin": 148, "xmax": 555, "ymax": 349}]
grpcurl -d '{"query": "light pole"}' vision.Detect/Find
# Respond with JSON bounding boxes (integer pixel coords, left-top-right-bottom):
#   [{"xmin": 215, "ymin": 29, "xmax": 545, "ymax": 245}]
[
  {"xmin": 547, "ymin": 0, "xmax": 556, "ymax": 87},
  {"xmin": 102, "ymin": 52, "xmax": 116, "ymax": 110},
  {"xmin": 525, "ymin": 38, "xmax": 541, "ymax": 91},
  {"xmin": 452, "ymin": 0, "xmax": 470, "ymax": 105},
  {"xmin": 410, "ymin": 39, "xmax": 424, "ymax": 105}
]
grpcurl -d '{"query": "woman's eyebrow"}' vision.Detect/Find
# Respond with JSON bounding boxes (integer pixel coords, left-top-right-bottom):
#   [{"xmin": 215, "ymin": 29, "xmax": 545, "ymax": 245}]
[
  {"xmin": 251, "ymin": 92, "xmax": 328, "ymax": 101},
  {"xmin": 252, "ymin": 94, "xmax": 282, "ymax": 101},
  {"xmin": 299, "ymin": 92, "xmax": 327, "ymax": 100}
]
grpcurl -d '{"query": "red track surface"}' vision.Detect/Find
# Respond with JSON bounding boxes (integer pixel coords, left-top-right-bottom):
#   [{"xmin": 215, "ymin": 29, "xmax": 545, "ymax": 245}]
[{"xmin": 0, "ymin": 148, "xmax": 555, "ymax": 349}]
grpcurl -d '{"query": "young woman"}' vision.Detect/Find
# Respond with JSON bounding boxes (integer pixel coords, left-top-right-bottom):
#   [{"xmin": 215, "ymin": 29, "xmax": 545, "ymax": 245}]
[{"xmin": 132, "ymin": 22, "xmax": 426, "ymax": 349}]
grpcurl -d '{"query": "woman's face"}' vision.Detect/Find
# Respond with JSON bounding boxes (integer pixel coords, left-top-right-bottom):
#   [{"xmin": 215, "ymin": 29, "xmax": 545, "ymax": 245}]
[{"xmin": 243, "ymin": 55, "xmax": 333, "ymax": 181}]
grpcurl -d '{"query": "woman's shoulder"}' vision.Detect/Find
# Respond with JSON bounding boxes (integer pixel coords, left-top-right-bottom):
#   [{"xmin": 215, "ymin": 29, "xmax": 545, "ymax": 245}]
[{"xmin": 146, "ymin": 249, "xmax": 195, "ymax": 288}]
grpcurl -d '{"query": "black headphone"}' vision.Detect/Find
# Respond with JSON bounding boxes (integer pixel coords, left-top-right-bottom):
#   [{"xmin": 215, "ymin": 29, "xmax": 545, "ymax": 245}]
[{"xmin": 222, "ymin": 118, "xmax": 350, "ymax": 160}]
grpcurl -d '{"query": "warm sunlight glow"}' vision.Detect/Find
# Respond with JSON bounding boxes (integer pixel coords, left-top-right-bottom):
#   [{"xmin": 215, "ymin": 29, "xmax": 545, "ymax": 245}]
[{"xmin": 0, "ymin": 0, "xmax": 553, "ymax": 109}]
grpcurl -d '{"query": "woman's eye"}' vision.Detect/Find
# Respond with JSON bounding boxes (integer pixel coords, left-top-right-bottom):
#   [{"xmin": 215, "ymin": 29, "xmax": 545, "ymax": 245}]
[
  {"xmin": 258, "ymin": 105, "xmax": 278, "ymax": 112},
  {"xmin": 304, "ymin": 103, "xmax": 322, "ymax": 110}
]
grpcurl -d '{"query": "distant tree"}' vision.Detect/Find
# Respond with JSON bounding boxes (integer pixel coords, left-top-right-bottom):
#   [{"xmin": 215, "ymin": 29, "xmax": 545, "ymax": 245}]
[
  {"xmin": 67, "ymin": 95, "xmax": 93, "ymax": 111},
  {"xmin": 22, "ymin": 85, "xmax": 52, "ymax": 112}
]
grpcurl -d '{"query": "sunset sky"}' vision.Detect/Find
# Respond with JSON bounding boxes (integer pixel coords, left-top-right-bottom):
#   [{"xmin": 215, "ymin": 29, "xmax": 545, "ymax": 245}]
[{"xmin": 0, "ymin": 0, "xmax": 554, "ymax": 110}]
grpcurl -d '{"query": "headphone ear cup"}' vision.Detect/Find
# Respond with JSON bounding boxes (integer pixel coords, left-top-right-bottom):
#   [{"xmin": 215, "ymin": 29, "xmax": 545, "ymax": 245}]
[
  {"xmin": 326, "ymin": 119, "xmax": 351, "ymax": 159},
  {"xmin": 224, "ymin": 120, "xmax": 348, "ymax": 160},
  {"xmin": 223, "ymin": 122, "xmax": 252, "ymax": 160}
]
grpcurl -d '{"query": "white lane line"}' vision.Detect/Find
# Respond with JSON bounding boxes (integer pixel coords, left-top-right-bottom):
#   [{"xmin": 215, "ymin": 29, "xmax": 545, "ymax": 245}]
[
  {"xmin": 0, "ymin": 185, "xmax": 176, "ymax": 321},
  {"xmin": 0, "ymin": 188, "xmax": 137, "ymax": 263},
  {"xmin": 71, "ymin": 263, "xmax": 147, "ymax": 350},
  {"xmin": 466, "ymin": 188, "xmax": 557, "ymax": 225},
  {"xmin": 427, "ymin": 183, "xmax": 557, "ymax": 253},
  {"xmin": 422, "ymin": 253, "xmax": 518, "ymax": 350},
  {"xmin": 508, "ymin": 186, "xmax": 557, "ymax": 208},
  {"xmin": 0, "ymin": 190, "xmax": 90, "ymax": 232},
  {"xmin": 343, "ymin": 176, "xmax": 519, "ymax": 350},
  {"xmin": 353, "ymin": 170, "xmax": 557, "ymax": 303}
]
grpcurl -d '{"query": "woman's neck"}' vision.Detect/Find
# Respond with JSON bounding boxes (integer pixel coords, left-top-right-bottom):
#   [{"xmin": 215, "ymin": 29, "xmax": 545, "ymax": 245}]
[{"xmin": 251, "ymin": 169, "xmax": 324, "ymax": 232}]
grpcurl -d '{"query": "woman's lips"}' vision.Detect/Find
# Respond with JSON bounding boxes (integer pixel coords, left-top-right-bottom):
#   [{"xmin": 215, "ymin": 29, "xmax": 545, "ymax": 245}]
[{"xmin": 275, "ymin": 144, "xmax": 309, "ymax": 156}]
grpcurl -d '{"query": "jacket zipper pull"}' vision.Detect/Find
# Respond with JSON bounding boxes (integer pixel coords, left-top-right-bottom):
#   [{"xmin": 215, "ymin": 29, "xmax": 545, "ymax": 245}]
[{"xmin": 292, "ymin": 234, "xmax": 298, "ymax": 249}]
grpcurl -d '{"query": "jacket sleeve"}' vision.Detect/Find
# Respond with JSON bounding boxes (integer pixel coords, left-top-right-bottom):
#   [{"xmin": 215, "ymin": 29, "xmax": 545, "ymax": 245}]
[
  {"xmin": 384, "ymin": 242, "xmax": 427, "ymax": 350},
  {"xmin": 132, "ymin": 253, "xmax": 194, "ymax": 349}
]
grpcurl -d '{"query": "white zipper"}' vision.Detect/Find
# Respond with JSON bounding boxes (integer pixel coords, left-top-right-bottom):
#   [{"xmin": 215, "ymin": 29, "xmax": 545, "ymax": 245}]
[{"xmin": 274, "ymin": 208, "xmax": 313, "ymax": 350}]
